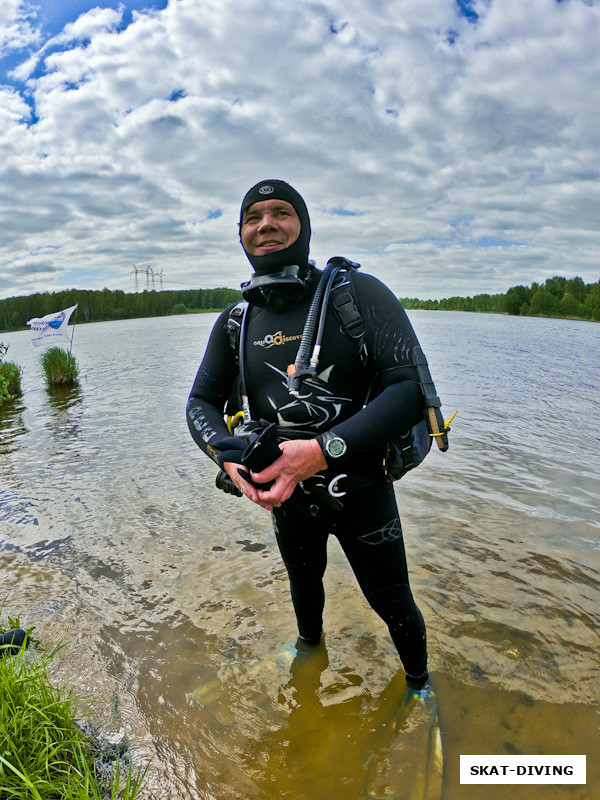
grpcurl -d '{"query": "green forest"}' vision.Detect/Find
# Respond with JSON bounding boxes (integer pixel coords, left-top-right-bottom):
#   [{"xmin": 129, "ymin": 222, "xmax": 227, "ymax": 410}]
[
  {"xmin": 0, "ymin": 286, "xmax": 243, "ymax": 332},
  {"xmin": 0, "ymin": 274, "xmax": 598, "ymax": 334},
  {"xmin": 400, "ymin": 275, "xmax": 600, "ymax": 321}
]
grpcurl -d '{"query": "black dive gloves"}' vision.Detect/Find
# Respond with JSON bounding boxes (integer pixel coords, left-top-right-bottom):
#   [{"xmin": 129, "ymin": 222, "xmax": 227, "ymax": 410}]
[
  {"xmin": 211, "ymin": 423, "xmax": 282, "ymax": 489},
  {"xmin": 0, "ymin": 628, "xmax": 28, "ymax": 656}
]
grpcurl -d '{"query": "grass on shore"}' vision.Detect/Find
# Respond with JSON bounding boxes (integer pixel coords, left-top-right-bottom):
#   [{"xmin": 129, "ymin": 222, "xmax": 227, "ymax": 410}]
[
  {"xmin": 0, "ymin": 342, "xmax": 22, "ymax": 405},
  {"xmin": 40, "ymin": 346, "xmax": 80, "ymax": 388},
  {"xmin": 0, "ymin": 360, "xmax": 22, "ymax": 404},
  {"xmin": 0, "ymin": 618, "xmax": 147, "ymax": 800}
]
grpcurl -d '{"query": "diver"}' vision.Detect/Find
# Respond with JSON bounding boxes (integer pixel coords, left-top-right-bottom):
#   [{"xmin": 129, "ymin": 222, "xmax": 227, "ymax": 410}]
[{"xmin": 186, "ymin": 179, "xmax": 433, "ymax": 690}]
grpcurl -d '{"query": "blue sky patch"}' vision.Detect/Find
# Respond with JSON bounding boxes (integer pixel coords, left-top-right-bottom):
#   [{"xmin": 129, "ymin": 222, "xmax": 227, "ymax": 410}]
[
  {"xmin": 169, "ymin": 90, "xmax": 187, "ymax": 103},
  {"xmin": 329, "ymin": 21, "xmax": 349, "ymax": 35},
  {"xmin": 475, "ymin": 237, "xmax": 526, "ymax": 248},
  {"xmin": 326, "ymin": 208, "xmax": 359, "ymax": 217},
  {"xmin": 455, "ymin": 0, "xmax": 479, "ymax": 22},
  {"xmin": 36, "ymin": 1, "xmax": 168, "ymax": 39}
]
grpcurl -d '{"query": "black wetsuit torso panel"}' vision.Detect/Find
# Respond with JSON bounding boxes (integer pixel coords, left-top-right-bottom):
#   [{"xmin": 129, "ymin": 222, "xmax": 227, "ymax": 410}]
[{"xmin": 187, "ymin": 269, "xmax": 424, "ymax": 471}]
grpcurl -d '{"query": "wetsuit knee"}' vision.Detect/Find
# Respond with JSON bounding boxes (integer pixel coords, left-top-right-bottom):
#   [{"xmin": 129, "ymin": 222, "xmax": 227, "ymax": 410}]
[{"xmin": 366, "ymin": 582, "xmax": 418, "ymax": 625}]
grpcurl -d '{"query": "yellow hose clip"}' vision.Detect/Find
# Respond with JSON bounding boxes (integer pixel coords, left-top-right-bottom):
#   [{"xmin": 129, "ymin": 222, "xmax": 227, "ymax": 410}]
[
  {"xmin": 444, "ymin": 409, "xmax": 458, "ymax": 431},
  {"xmin": 428, "ymin": 409, "xmax": 457, "ymax": 438},
  {"xmin": 227, "ymin": 411, "xmax": 245, "ymax": 434}
]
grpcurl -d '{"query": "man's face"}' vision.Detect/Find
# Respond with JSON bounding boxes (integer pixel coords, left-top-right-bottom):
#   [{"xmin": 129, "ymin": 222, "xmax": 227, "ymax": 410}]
[{"xmin": 240, "ymin": 199, "xmax": 301, "ymax": 256}]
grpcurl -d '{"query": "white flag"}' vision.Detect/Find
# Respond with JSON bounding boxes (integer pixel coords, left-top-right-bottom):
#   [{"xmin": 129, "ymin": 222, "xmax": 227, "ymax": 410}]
[{"xmin": 27, "ymin": 305, "xmax": 78, "ymax": 348}]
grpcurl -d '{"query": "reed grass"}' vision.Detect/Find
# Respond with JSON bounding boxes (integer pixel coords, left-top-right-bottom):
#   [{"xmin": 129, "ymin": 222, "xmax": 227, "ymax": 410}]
[
  {"xmin": 40, "ymin": 346, "xmax": 80, "ymax": 388},
  {"xmin": 0, "ymin": 343, "xmax": 23, "ymax": 404},
  {"xmin": 0, "ymin": 361, "xmax": 23, "ymax": 404},
  {"xmin": 0, "ymin": 618, "xmax": 147, "ymax": 799}
]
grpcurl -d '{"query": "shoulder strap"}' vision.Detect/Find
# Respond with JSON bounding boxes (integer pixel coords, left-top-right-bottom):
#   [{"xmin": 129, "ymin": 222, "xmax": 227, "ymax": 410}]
[
  {"xmin": 226, "ymin": 301, "xmax": 248, "ymax": 363},
  {"xmin": 329, "ymin": 273, "xmax": 368, "ymax": 365}
]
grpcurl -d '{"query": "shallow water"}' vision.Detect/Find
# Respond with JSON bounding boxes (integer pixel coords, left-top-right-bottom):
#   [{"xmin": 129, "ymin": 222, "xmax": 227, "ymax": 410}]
[{"xmin": 1, "ymin": 311, "xmax": 598, "ymax": 799}]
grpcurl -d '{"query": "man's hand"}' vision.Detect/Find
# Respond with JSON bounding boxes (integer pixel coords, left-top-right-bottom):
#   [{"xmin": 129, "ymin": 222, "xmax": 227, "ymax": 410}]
[
  {"xmin": 227, "ymin": 439, "xmax": 327, "ymax": 511},
  {"xmin": 223, "ymin": 456, "xmax": 283, "ymax": 511},
  {"xmin": 222, "ymin": 461, "xmax": 271, "ymax": 508}
]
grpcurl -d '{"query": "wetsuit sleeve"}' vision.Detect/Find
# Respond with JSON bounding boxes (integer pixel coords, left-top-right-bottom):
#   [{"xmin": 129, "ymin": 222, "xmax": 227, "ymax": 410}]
[
  {"xmin": 186, "ymin": 307, "xmax": 239, "ymax": 466},
  {"xmin": 323, "ymin": 272, "xmax": 425, "ymax": 461}
]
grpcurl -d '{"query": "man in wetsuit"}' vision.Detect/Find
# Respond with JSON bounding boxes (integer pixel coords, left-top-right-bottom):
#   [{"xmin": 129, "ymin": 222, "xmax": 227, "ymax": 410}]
[{"xmin": 187, "ymin": 179, "xmax": 429, "ymax": 689}]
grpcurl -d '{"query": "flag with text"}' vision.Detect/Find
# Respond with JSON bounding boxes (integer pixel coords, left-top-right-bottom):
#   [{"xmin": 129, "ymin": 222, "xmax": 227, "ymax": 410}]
[{"xmin": 27, "ymin": 305, "xmax": 78, "ymax": 348}]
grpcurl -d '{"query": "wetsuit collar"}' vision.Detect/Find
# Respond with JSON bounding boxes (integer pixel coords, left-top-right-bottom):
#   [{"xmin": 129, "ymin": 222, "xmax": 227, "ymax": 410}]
[{"xmin": 241, "ymin": 263, "xmax": 317, "ymax": 310}]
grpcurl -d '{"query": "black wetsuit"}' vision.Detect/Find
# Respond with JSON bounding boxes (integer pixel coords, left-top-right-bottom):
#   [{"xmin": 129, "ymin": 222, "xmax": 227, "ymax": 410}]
[{"xmin": 187, "ymin": 267, "xmax": 428, "ymax": 682}]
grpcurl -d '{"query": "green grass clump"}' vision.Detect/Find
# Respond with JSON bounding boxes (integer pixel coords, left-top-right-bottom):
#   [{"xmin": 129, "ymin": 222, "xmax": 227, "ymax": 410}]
[
  {"xmin": 0, "ymin": 618, "xmax": 146, "ymax": 800},
  {"xmin": 0, "ymin": 361, "xmax": 22, "ymax": 404},
  {"xmin": 40, "ymin": 347, "xmax": 80, "ymax": 388},
  {"xmin": 0, "ymin": 343, "xmax": 23, "ymax": 405}
]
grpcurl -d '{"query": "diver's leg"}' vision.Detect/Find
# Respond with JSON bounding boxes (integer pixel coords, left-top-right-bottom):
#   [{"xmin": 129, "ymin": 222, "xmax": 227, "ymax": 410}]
[
  {"xmin": 335, "ymin": 482, "xmax": 428, "ymax": 685},
  {"xmin": 272, "ymin": 501, "xmax": 329, "ymax": 644}
]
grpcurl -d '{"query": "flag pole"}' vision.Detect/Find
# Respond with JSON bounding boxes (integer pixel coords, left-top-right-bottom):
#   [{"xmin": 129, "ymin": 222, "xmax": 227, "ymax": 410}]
[{"xmin": 69, "ymin": 306, "xmax": 78, "ymax": 354}]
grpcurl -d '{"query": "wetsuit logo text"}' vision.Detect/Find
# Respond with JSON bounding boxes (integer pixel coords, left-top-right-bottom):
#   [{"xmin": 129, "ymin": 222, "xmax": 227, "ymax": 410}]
[{"xmin": 253, "ymin": 331, "xmax": 302, "ymax": 349}]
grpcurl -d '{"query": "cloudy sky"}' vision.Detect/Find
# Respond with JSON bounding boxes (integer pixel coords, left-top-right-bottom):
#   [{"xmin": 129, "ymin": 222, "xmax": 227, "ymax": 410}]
[{"xmin": 1, "ymin": 0, "xmax": 599, "ymax": 301}]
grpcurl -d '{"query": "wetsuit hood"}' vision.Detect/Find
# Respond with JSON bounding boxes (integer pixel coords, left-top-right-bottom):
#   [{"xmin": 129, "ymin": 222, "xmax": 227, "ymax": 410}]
[
  {"xmin": 239, "ymin": 179, "xmax": 313, "ymax": 308},
  {"xmin": 239, "ymin": 179, "xmax": 311, "ymax": 274}
]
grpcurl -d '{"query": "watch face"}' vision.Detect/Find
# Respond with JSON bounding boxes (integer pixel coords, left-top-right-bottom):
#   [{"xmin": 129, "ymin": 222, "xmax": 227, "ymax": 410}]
[{"xmin": 327, "ymin": 437, "xmax": 345, "ymax": 457}]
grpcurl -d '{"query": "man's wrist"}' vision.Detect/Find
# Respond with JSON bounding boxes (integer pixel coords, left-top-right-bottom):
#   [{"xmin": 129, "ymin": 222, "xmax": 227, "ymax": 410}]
[{"xmin": 307, "ymin": 438, "xmax": 328, "ymax": 472}]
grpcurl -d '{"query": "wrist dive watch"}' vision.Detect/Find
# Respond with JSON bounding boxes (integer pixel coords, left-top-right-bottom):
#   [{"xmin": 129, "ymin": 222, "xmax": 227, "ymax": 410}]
[{"xmin": 318, "ymin": 431, "xmax": 347, "ymax": 462}]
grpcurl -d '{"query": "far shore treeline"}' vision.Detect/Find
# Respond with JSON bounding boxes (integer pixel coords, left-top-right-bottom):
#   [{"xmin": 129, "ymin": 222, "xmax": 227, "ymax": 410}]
[
  {"xmin": 400, "ymin": 275, "xmax": 600, "ymax": 321},
  {"xmin": 0, "ymin": 287, "xmax": 243, "ymax": 332},
  {"xmin": 1, "ymin": 275, "xmax": 599, "ymax": 333}
]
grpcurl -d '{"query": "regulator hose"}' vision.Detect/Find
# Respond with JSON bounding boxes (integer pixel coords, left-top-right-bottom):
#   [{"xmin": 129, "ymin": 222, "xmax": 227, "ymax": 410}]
[
  {"xmin": 287, "ymin": 257, "xmax": 357, "ymax": 395},
  {"xmin": 293, "ymin": 263, "xmax": 337, "ymax": 372}
]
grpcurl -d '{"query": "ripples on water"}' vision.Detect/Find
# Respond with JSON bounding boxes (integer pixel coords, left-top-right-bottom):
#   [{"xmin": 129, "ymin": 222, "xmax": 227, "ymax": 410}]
[{"xmin": 1, "ymin": 312, "xmax": 598, "ymax": 799}]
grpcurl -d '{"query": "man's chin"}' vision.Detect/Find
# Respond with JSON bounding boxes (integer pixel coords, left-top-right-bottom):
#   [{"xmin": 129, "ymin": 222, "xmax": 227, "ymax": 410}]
[{"xmin": 256, "ymin": 245, "xmax": 285, "ymax": 254}]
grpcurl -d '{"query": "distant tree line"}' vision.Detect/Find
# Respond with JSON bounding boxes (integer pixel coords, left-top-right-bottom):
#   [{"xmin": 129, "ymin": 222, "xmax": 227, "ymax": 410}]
[
  {"xmin": 400, "ymin": 276, "xmax": 600, "ymax": 321},
  {"xmin": 2, "ymin": 275, "xmax": 599, "ymax": 333},
  {"xmin": 0, "ymin": 287, "xmax": 243, "ymax": 332}
]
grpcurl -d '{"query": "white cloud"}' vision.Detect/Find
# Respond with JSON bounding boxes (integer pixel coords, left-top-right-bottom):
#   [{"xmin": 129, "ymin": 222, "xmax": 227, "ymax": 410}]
[
  {"xmin": 1, "ymin": 0, "xmax": 599, "ymax": 300},
  {"xmin": 0, "ymin": 0, "xmax": 41, "ymax": 57},
  {"xmin": 52, "ymin": 6, "xmax": 123, "ymax": 45}
]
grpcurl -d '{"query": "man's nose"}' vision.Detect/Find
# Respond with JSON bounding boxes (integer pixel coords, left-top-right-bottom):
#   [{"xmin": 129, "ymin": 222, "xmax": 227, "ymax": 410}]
[{"xmin": 257, "ymin": 214, "xmax": 276, "ymax": 231}]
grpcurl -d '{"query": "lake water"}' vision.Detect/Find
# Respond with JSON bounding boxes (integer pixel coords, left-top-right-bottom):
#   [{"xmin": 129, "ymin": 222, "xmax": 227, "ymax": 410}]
[{"xmin": 1, "ymin": 310, "xmax": 598, "ymax": 800}]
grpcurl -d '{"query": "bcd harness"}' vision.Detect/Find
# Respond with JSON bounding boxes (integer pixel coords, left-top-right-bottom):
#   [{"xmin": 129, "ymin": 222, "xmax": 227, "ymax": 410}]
[{"xmin": 221, "ymin": 257, "xmax": 453, "ymax": 490}]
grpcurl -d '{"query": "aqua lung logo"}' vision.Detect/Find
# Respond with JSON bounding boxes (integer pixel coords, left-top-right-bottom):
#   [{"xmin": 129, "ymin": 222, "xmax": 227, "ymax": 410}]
[
  {"xmin": 258, "ymin": 185, "xmax": 274, "ymax": 195},
  {"xmin": 254, "ymin": 330, "xmax": 302, "ymax": 348}
]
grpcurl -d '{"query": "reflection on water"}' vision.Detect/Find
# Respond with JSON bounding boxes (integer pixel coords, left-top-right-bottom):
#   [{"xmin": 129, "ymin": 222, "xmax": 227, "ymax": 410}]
[
  {"xmin": 1, "ymin": 312, "xmax": 599, "ymax": 799},
  {"xmin": 0, "ymin": 397, "xmax": 28, "ymax": 456},
  {"xmin": 45, "ymin": 385, "xmax": 83, "ymax": 446},
  {"xmin": 46, "ymin": 383, "xmax": 83, "ymax": 409}
]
